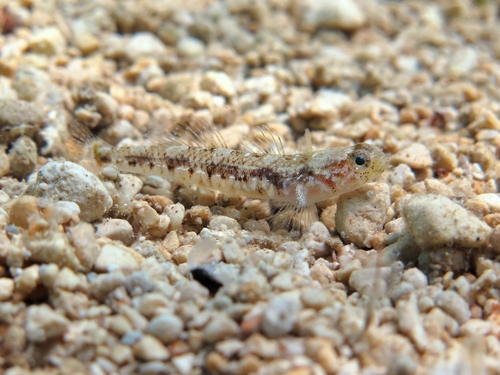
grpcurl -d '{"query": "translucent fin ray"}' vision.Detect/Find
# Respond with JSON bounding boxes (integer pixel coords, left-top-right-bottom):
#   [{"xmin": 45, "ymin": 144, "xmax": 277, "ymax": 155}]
[
  {"xmin": 146, "ymin": 114, "xmax": 228, "ymax": 149},
  {"xmin": 241, "ymin": 126, "xmax": 286, "ymax": 155}
]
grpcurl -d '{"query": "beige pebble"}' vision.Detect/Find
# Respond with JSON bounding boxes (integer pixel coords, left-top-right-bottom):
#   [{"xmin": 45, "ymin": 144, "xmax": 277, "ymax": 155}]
[
  {"xmin": 458, "ymin": 319, "xmax": 492, "ymax": 336},
  {"xmin": 0, "ymin": 146, "xmax": 10, "ymax": 177},
  {"xmin": 125, "ymin": 32, "xmax": 167, "ymax": 62},
  {"xmin": 8, "ymin": 195, "xmax": 40, "ymax": 229},
  {"xmin": 391, "ymin": 143, "xmax": 433, "ymax": 169},
  {"xmin": 435, "ymin": 290, "xmax": 471, "ymax": 324},
  {"xmin": 465, "ymin": 194, "xmax": 500, "ymax": 217},
  {"xmin": 0, "ymin": 99, "xmax": 43, "ymax": 128},
  {"xmin": 25, "ymin": 304, "xmax": 70, "ymax": 342},
  {"xmin": 164, "ymin": 203, "xmax": 185, "ymax": 231},
  {"xmin": 95, "ymin": 218, "xmax": 134, "ymax": 245},
  {"xmin": 53, "ymin": 267, "xmax": 84, "ymax": 292},
  {"xmin": 111, "ymin": 344, "xmax": 133, "ymax": 366},
  {"xmin": 133, "ymin": 334, "xmax": 170, "ymax": 361},
  {"xmin": 430, "ymin": 143, "xmax": 458, "ymax": 171},
  {"xmin": 200, "ymin": 71, "xmax": 236, "ymax": 98},
  {"xmin": 262, "ymin": 294, "xmax": 301, "ymax": 338},
  {"xmin": 298, "ymin": 0, "xmax": 365, "ymax": 31},
  {"xmin": 203, "ymin": 314, "xmax": 240, "ymax": 343},
  {"xmin": 490, "ymin": 227, "xmax": 500, "ymax": 253},
  {"xmin": 8, "ymin": 136, "xmax": 37, "ymax": 179},
  {"xmin": 94, "ymin": 244, "xmax": 141, "ymax": 272},
  {"xmin": 29, "ymin": 161, "xmax": 113, "ymax": 222},
  {"xmin": 0, "ymin": 278, "xmax": 14, "ymax": 301},
  {"xmin": 403, "ymin": 195, "xmax": 492, "ymax": 248},
  {"xmin": 335, "ymin": 182, "xmax": 390, "ymax": 248},
  {"xmin": 66, "ymin": 222, "xmax": 100, "ymax": 272},
  {"xmin": 14, "ymin": 264, "xmax": 40, "ymax": 297},
  {"xmin": 172, "ymin": 352, "xmax": 195, "ymax": 375},
  {"xmin": 29, "ymin": 26, "xmax": 67, "ymax": 56},
  {"xmin": 148, "ymin": 314, "xmax": 184, "ymax": 344},
  {"xmin": 222, "ymin": 238, "xmax": 244, "ymax": 264}
]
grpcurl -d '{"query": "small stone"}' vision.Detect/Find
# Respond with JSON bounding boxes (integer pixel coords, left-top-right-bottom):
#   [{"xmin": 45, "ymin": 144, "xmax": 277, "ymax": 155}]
[
  {"xmin": 0, "ymin": 99, "xmax": 43, "ymax": 128},
  {"xmin": 0, "ymin": 147, "xmax": 10, "ymax": 177},
  {"xmin": 8, "ymin": 136, "xmax": 37, "ymax": 179},
  {"xmin": 9, "ymin": 195, "xmax": 40, "ymax": 229},
  {"xmin": 29, "ymin": 26, "xmax": 67, "ymax": 55},
  {"xmin": 72, "ymin": 19, "xmax": 100, "ymax": 55},
  {"xmin": 177, "ymin": 36, "xmax": 204, "ymax": 57},
  {"xmin": 95, "ymin": 218, "xmax": 134, "ymax": 246},
  {"xmin": 133, "ymin": 201, "xmax": 170, "ymax": 238},
  {"xmin": 133, "ymin": 334, "xmax": 170, "ymax": 361},
  {"xmin": 125, "ymin": 32, "xmax": 167, "ymax": 62},
  {"xmin": 200, "ymin": 71, "xmax": 236, "ymax": 98},
  {"xmin": 0, "ymin": 278, "xmax": 14, "ymax": 301},
  {"xmin": 490, "ymin": 227, "xmax": 500, "ymax": 253},
  {"xmin": 25, "ymin": 304, "xmax": 70, "ymax": 342},
  {"xmin": 221, "ymin": 238, "xmax": 244, "ymax": 264},
  {"xmin": 203, "ymin": 314, "xmax": 240, "ymax": 343},
  {"xmin": 403, "ymin": 195, "xmax": 492, "ymax": 248},
  {"xmin": 465, "ymin": 194, "xmax": 500, "ymax": 217},
  {"xmin": 53, "ymin": 267, "xmax": 83, "ymax": 292},
  {"xmin": 111, "ymin": 344, "xmax": 133, "ymax": 366},
  {"xmin": 435, "ymin": 290, "xmax": 471, "ymax": 324},
  {"xmin": 298, "ymin": 0, "xmax": 366, "ymax": 31},
  {"xmin": 148, "ymin": 314, "xmax": 184, "ymax": 344},
  {"xmin": 164, "ymin": 203, "xmax": 185, "ymax": 231},
  {"xmin": 28, "ymin": 161, "xmax": 113, "ymax": 222},
  {"xmin": 391, "ymin": 143, "xmax": 433, "ymax": 169},
  {"xmin": 94, "ymin": 244, "xmax": 141, "ymax": 272},
  {"xmin": 262, "ymin": 294, "xmax": 301, "ymax": 338},
  {"xmin": 172, "ymin": 353, "xmax": 195, "ymax": 375},
  {"xmin": 335, "ymin": 182, "xmax": 391, "ymax": 248}
]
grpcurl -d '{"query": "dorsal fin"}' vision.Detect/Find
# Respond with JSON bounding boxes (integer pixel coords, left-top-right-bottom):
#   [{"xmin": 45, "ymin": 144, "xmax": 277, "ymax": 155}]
[
  {"xmin": 241, "ymin": 125, "xmax": 287, "ymax": 155},
  {"xmin": 147, "ymin": 115, "xmax": 228, "ymax": 149}
]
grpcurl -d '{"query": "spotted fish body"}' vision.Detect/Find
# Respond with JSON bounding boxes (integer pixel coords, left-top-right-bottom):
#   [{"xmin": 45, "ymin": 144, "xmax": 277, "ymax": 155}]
[{"xmin": 95, "ymin": 141, "xmax": 387, "ymax": 209}]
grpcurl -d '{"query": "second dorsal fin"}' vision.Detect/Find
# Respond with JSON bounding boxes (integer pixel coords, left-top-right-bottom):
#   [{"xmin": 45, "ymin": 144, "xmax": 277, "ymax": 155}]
[
  {"xmin": 147, "ymin": 114, "xmax": 228, "ymax": 149},
  {"xmin": 241, "ymin": 125, "xmax": 287, "ymax": 155}
]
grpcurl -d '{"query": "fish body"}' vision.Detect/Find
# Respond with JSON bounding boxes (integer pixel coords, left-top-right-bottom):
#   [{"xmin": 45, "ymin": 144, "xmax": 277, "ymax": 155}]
[{"xmin": 95, "ymin": 141, "xmax": 387, "ymax": 209}]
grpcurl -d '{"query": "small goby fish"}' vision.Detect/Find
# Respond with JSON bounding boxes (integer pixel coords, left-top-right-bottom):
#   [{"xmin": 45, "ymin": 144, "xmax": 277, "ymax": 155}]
[{"xmin": 70, "ymin": 115, "xmax": 387, "ymax": 226}]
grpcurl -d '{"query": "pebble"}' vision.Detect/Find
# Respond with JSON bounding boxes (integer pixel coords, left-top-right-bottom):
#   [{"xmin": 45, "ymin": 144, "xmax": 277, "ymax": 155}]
[
  {"xmin": 221, "ymin": 238, "xmax": 244, "ymax": 264},
  {"xmin": 299, "ymin": 0, "xmax": 365, "ymax": 31},
  {"xmin": 94, "ymin": 244, "xmax": 142, "ymax": 272},
  {"xmin": 0, "ymin": 278, "xmax": 14, "ymax": 301},
  {"xmin": 262, "ymin": 293, "xmax": 301, "ymax": 338},
  {"xmin": 335, "ymin": 182, "xmax": 390, "ymax": 248},
  {"xmin": 0, "ymin": 99, "xmax": 43, "ymax": 128},
  {"xmin": 0, "ymin": 147, "xmax": 10, "ymax": 177},
  {"xmin": 403, "ymin": 195, "xmax": 492, "ymax": 248},
  {"xmin": 200, "ymin": 71, "xmax": 236, "ymax": 98},
  {"xmin": 203, "ymin": 314, "xmax": 240, "ymax": 343},
  {"xmin": 29, "ymin": 26, "xmax": 67, "ymax": 56},
  {"xmin": 28, "ymin": 161, "xmax": 113, "ymax": 222},
  {"xmin": 435, "ymin": 290, "xmax": 471, "ymax": 324},
  {"xmin": 25, "ymin": 304, "xmax": 70, "ymax": 342},
  {"xmin": 125, "ymin": 32, "xmax": 167, "ymax": 62},
  {"xmin": 172, "ymin": 353, "xmax": 195, "ymax": 375},
  {"xmin": 391, "ymin": 143, "xmax": 433, "ymax": 169},
  {"xmin": 95, "ymin": 219, "xmax": 134, "ymax": 246},
  {"xmin": 465, "ymin": 194, "xmax": 500, "ymax": 217},
  {"xmin": 8, "ymin": 136, "xmax": 37, "ymax": 179},
  {"xmin": 177, "ymin": 36, "xmax": 204, "ymax": 57},
  {"xmin": 133, "ymin": 334, "xmax": 170, "ymax": 361},
  {"xmin": 148, "ymin": 314, "xmax": 184, "ymax": 344}
]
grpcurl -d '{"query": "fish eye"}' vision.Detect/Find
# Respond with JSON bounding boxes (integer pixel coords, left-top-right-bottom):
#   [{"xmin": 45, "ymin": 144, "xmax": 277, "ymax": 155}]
[
  {"xmin": 349, "ymin": 150, "xmax": 371, "ymax": 170},
  {"xmin": 355, "ymin": 156, "xmax": 365, "ymax": 166}
]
